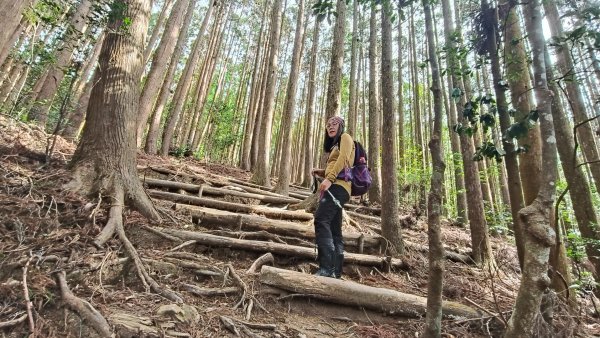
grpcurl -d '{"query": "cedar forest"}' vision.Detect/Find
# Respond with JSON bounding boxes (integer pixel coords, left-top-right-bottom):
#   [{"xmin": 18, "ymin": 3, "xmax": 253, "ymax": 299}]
[{"xmin": 0, "ymin": 0, "xmax": 599, "ymax": 337}]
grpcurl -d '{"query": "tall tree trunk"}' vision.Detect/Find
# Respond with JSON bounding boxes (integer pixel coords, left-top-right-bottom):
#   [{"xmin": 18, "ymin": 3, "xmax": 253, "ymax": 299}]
[
  {"xmin": 274, "ymin": 0, "xmax": 306, "ymax": 195},
  {"xmin": 440, "ymin": 0, "xmax": 467, "ymax": 225},
  {"xmin": 240, "ymin": 2, "xmax": 269, "ymax": 170},
  {"xmin": 547, "ymin": 51, "xmax": 600, "ymax": 295},
  {"xmin": 347, "ymin": 0, "xmax": 359, "ymax": 136},
  {"xmin": 250, "ymin": 0, "xmax": 283, "ymax": 187},
  {"xmin": 442, "ymin": 0, "xmax": 493, "ymax": 267},
  {"xmin": 70, "ymin": 0, "xmax": 160, "ymax": 223},
  {"xmin": 396, "ymin": 7, "xmax": 405, "ymax": 174},
  {"xmin": 505, "ymin": 0, "xmax": 558, "ymax": 335},
  {"xmin": 0, "ymin": 17, "xmax": 28, "ymax": 70},
  {"xmin": 485, "ymin": 0, "xmax": 525, "ymax": 266},
  {"xmin": 368, "ymin": 5, "xmax": 382, "ymax": 204},
  {"xmin": 422, "ymin": 0, "xmax": 446, "ymax": 335},
  {"xmin": 0, "ymin": 1, "xmax": 30, "ymax": 66},
  {"xmin": 144, "ymin": 0, "xmax": 195, "ymax": 154},
  {"xmin": 380, "ymin": 4, "xmax": 403, "ymax": 255},
  {"xmin": 323, "ymin": 0, "xmax": 346, "ymax": 120},
  {"xmin": 136, "ymin": 0, "xmax": 188, "ymax": 147},
  {"xmin": 28, "ymin": 0, "xmax": 93, "ymax": 127},
  {"xmin": 143, "ymin": 0, "xmax": 174, "ymax": 64},
  {"xmin": 159, "ymin": 1, "xmax": 215, "ymax": 156},
  {"xmin": 499, "ymin": 0, "xmax": 542, "ymax": 206},
  {"xmin": 544, "ymin": 1, "xmax": 600, "ymax": 196},
  {"xmin": 300, "ymin": 18, "xmax": 322, "ymax": 187}
]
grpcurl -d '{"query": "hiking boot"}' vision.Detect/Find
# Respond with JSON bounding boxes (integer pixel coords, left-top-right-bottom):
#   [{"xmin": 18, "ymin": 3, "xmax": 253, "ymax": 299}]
[
  {"xmin": 333, "ymin": 253, "xmax": 344, "ymax": 279},
  {"xmin": 314, "ymin": 246, "xmax": 335, "ymax": 278}
]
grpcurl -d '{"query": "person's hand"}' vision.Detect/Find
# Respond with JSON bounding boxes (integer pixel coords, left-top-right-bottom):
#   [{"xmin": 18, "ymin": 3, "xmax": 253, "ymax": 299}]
[
  {"xmin": 312, "ymin": 168, "xmax": 325, "ymax": 177},
  {"xmin": 319, "ymin": 178, "xmax": 332, "ymax": 192}
]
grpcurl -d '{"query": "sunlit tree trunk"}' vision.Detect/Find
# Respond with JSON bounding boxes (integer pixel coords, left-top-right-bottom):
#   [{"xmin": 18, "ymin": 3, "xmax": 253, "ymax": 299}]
[
  {"xmin": 28, "ymin": 0, "xmax": 93, "ymax": 127},
  {"xmin": 274, "ymin": 0, "xmax": 306, "ymax": 195},
  {"xmin": 159, "ymin": 1, "xmax": 215, "ymax": 156},
  {"xmin": 347, "ymin": 0, "xmax": 359, "ymax": 136},
  {"xmin": 0, "ymin": 1, "xmax": 30, "ymax": 66},
  {"xmin": 144, "ymin": 0, "xmax": 195, "ymax": 154},
  {"xmin": 136, "ymin": 0, "xmax": 188, "ymax": 147},
  {"xmin": 324, "ymin": 0, "xmax": 346, "ymax": 120},
  {"xmin": 250, "ymin": 0, "xmax": 283, "ymax": 187},
  {"xmin": 143, "ymin": 0, "xmax": 173, "ymax": 64}
]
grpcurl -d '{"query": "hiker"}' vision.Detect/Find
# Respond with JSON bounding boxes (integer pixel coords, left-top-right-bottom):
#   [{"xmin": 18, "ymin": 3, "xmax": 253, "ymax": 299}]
[{"xmin": 311, "ymin": 116, "xmax": 355, "ymax": 278}]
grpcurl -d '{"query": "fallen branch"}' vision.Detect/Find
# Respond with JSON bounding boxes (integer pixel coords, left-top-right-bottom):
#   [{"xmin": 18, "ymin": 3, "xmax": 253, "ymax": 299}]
[
  {"xmin": 247, "ymin": 253, "xmax": 275, "ymax": 273},
  {"xmin": 0, "ymin": 314, "xmax": 28, "ymax": 329},
  {"xmin": 260, "ymin": 266, "xmax": 480, "ymax": 319},
  {"xmin": 150, "ymin": 190, "xmax": 313, "ymax": 221},
  {"xmin": 183, "ymin": 284, "xmax": 240, "ymax": 296},
  {"xmin": 53, "ymin": 271, "xmax": 112, "ymax": 337},
  {"xmin": 22, "ymin": 256, "xmax": 34, "ymax": 334}
]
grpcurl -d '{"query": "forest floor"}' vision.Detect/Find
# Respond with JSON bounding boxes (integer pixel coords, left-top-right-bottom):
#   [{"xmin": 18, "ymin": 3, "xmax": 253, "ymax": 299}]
[{"xmin": 0, "ymin": 114, "xmax": 598, "ymax": 338}]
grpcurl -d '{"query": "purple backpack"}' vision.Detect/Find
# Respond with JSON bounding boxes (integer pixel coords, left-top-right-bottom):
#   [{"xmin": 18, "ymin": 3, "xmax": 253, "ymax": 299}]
[{"xmin": 337, "ymin": 140, "xmax": 372, "ymax": 196}]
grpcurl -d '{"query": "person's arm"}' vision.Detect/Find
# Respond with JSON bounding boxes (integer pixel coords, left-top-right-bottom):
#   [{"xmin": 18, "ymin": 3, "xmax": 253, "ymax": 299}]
[{"xmin": 325, "ymin": 133, "xmax": 353, "ymax": 182}]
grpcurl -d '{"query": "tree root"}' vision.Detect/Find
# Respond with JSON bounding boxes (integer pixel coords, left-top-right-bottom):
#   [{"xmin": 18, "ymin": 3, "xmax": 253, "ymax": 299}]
[
  {"xmin": 226, "ymin": 264, "xmax": 249, "ymax": 309},
  {"xmin": 115, "ymin": 219, "xmax": 183, "ymax": 303},
  {"xmin": 94, "ymin": 201, "xmax": 122, "ymax": 248},
  {"xmin": 0, "ymin": 314, "xmax": 28, "ymax": 329},
  {"xmin": 247, "ymin": 253, "xmax": 274, "ymax": 274},
  {"xmin": 53, "ymin": 271, "xmax": 112, "ymax": 338}
]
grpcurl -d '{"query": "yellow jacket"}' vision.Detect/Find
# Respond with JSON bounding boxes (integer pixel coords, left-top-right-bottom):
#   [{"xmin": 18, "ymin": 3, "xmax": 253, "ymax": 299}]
[{"xmin": 325, "ymin": 133, "xmax": 355, "ymax": 196}]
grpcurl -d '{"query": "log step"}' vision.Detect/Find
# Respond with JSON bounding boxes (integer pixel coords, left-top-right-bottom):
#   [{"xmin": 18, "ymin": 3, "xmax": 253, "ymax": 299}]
[
  {"xmin": 151, "ymin": 226, "xmax": 405, "ymax": 270},
  {"xmin": 259, "ymin": 266, "xmax": 481, "ymax": 319}
]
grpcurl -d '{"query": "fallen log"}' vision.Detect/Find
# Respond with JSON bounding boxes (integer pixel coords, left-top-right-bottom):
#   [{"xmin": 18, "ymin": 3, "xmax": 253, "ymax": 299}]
[
  {"xmin": 137, "ymin": 165, "xmax": 209, "ymax": 184},
  {"xmin": 152, "ymin": 226, "xmax": 405, "ymax": 270},
  {"xmin": 149, "ymin": 190, "xmax": 313, "ymax": 221},
  {"xmin": 143, "ymin": 177, "xmax": 300, "ymax": 204},
  {"xmin": 179, "ymin": 205, "xmax": 383, "ymax": 250},
  {"xmin": 259, "ymin": 266, "xmax": 480, "ymax": 319}
]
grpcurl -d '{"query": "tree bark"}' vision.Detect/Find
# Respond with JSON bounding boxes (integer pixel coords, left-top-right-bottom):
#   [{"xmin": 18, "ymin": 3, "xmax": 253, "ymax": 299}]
[
  {"xmin": 300, "ymin": 18, "xmax": 322, "ymax": 187},
  {"xmin": 136, "ymin": 0, "xmax": 188, "ymax": 147},
  {"xmin": 144, "ymin": 0, "xmax": 195, "ymax": 154},
  {"xmin": 323, "ymin": 0, "xmax": 346, "ymax": 120},
  {"xmin": 274, "ymin": 0, "xmax": 306, "ymax": 195},
  {"xmin": 28, "ymin": 0, "xmax": 93, "ymax": 127},
  {"xmin": 143, "ymin": 0, "xmax": 174, "ymax": 64},
  {"xmin": 69, "ymin": 0, "xmax": 160, "ymax": 222},
  {"xmin": 544, "ymin": 0, "xmax": 600, "ymax": 196},
  {"xmin": 505, "ymin": 0, "xmax": 558, "ymax": 335},
  {"xmin": 159, "ymin": 1, "xmax": 215, "ymax": 156},
  {"xmin": 422, "ymin": 0, "xmax": 446, "ymax": 335},
  {"xmin": 368, "ymin": 5, "xmax": 382, "ymax": 204},
  {"xmin": 380, "ymin": 5, "xmax": 403, "ymax": 256},
  {"xmin": 260, "ymin": 266, "xmax": 480, "ymax": 319},
  {"xmin": 0, "ymin": 2, "xmax": 30, "ymax": 66},
  {"xmin": 250, "ymin": 0, "xmax": 283, "ymax": 187},
  {"xmin": 347, "ymin": 0, "xmax": 359, "ymax": 136}
]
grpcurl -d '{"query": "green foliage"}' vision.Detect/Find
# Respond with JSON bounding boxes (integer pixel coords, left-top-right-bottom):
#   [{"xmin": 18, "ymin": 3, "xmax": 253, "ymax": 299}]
[
  {"xmin": 504, "ymin": 109, "xmax": 539, "ymax": 140},
  {"xmin": 474, "ymin": 141, "xmax": 505, "ymax": 162},
  {"xmin": 108, "ymin": 1, "xmax": 132, "ymax": 32},
  {"xmin": 485, "ymin": 202, "xmax": 512, "ymax": 236}
]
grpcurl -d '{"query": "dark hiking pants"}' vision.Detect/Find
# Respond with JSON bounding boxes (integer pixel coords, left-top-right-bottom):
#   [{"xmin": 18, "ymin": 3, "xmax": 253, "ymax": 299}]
[{"xmin": 314, "ymin": 184, "xmax": 350, "ymax": 257}]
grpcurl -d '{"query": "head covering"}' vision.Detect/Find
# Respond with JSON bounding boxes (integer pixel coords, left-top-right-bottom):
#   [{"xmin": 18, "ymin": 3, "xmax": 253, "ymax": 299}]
[{"xmin": 323, "ymin": 116, "xmax": 345, "ymax": 152}]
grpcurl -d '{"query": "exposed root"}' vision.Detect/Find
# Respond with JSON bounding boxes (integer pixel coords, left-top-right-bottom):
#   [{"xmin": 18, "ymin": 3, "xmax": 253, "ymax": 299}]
[
  {"xmin": 0, "ymin": 314, "xmax": 28, "ymax": 329},
  {"xmin": 114, "ymin": 219, "xmax": 183, "ymax": 303},
  {"xmin": 94, "ymin": 195, "xmax": 123, "ymax": 247},
  {"xmin": 226, "ymin": 264, "xmax": 249, "ymax": 309},
  {"xmin": 183, "ymin": 284, "xmax": 240, "ymax": 296},
  {"xmin": 53, "ymin": 271, "xmax": 112, "ymax": 338},
  {"xmin": 247, "ymin": 253, "xmax": 274, "ymax": 274},
  {"xmin": 22, "ymin": 256, "xmax": 35, "ymax": 334}
]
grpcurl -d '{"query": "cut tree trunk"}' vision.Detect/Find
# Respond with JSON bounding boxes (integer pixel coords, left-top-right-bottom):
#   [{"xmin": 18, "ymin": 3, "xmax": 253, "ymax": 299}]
[
  {"xmin": 153, "ymin": 227, "xmax": 405, "ymax": 270},
  {"xmin": 149, "ymin": 190, "xmax": 313, "ymax": 221},
  {"xmin": 259, "ymin": 266, "xmax": 480, "ymax": 319},
  {"xmin": 142, "ymin": 177, "xmax": 300, "ymax": 204}
]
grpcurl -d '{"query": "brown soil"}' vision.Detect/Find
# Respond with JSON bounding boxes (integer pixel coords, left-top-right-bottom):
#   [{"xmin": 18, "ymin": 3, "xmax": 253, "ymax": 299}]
[{"xmin": 1, "ymin": 115, "xmax": 598, "ymax": 338}]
